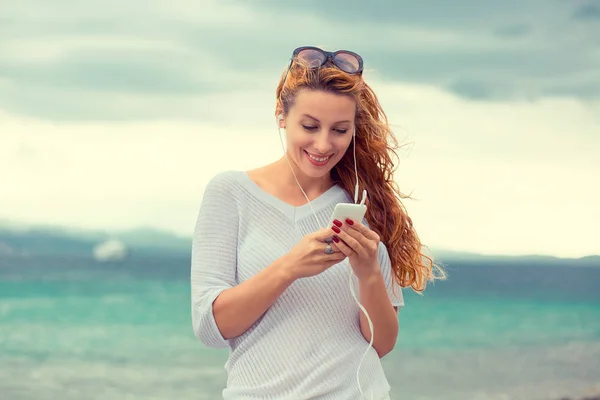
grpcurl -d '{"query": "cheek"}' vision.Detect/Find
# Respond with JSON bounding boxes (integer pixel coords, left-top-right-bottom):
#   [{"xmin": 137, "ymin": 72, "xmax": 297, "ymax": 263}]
[
  {"xmin": 286, "ymin": 132, "xmax": 311, "ymax": 149},
  {"xmin": 336, "ymin": 138, "xmax": 353, "ymax": 155}
]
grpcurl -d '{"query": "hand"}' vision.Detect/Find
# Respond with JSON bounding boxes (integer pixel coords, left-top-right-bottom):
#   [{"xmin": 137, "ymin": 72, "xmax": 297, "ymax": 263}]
[
  {"xmin": 284, "ymin": 227, "xmax": 347, "ymax": 280},
  {"xmin": 330, "ymin": 218, "xmax": 380, "ymax": 280}
]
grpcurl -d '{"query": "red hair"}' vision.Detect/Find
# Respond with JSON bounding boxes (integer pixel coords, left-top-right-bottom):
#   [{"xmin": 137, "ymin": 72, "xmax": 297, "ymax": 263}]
[{"xmin": 276, "ymin": 59, "xmax": 446, "ymax": 292}]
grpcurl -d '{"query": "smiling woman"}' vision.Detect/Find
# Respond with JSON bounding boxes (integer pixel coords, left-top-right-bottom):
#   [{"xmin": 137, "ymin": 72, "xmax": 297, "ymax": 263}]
[{"xmin": 190, "ymin": 45, "xmax": 445, "ymax": 400}]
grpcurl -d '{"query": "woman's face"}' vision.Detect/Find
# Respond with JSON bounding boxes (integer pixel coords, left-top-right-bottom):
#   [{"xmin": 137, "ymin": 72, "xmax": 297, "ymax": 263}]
[{"xmin": 281, "ymin": 89, "xmax": 356, "ymax": 179}]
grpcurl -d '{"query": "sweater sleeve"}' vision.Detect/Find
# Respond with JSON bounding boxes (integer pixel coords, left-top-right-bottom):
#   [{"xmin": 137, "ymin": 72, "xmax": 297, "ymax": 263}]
[
  {"xmin": 190, "ymin": 172, "xmax": 238, "ymax": 349},
  {"xmin": 378, "ymin": 242, "xmax": 405, "ymax": 308}
]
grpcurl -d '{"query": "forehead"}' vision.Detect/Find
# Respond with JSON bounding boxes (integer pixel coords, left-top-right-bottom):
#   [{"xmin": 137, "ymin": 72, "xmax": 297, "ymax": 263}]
[{"xmin": 290, "ymin": 89, "xmax": 356, "ymax": 122}]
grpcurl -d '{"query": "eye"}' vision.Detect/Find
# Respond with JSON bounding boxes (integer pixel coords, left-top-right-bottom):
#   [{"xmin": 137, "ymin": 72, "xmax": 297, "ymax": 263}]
[
  {"xmin": 302, "ymin": 125, "xmax": 318, "ymax": 131},
  {"xmin": 335, "ymin": 128, "xmax": 348, "ymax": 134}
]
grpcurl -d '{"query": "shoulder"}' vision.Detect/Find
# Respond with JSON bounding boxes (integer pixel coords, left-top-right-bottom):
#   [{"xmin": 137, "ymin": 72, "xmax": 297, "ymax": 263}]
[
  {"xmin": 200, "ymin": 170, "xmax": 245, "ymax": 206},
  {"xmin": 203, "ymin": 170, "xmax": 242, "ymax": 194}
]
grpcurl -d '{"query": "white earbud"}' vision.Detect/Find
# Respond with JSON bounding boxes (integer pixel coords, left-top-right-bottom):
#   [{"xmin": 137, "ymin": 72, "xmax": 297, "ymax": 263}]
[{"xmin": 277, "ymin": 114, "xmax": 284, "ymax": 127}]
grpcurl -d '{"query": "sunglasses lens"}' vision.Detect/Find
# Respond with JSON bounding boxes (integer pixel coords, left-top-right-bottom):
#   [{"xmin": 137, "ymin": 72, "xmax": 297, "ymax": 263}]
[
  {"xmin": 334, "ymin": 52, "xmax": 361, "ymax": 73},
  {"xmin": 297, "ymin": 48, "xmax": 326, "ymax": 68}
]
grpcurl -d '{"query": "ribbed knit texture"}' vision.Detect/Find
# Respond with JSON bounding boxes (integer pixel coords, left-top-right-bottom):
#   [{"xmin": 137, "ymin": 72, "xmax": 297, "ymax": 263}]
[{"xmin": 191, "ymin": 170, "xmax": 404, "ymax": 400}]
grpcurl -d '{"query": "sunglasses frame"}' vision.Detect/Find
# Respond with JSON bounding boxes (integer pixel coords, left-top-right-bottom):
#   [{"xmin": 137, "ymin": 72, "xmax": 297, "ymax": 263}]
[{"xmin": 281, "ymin": 46, "xmax": 364, "ymax": 87}]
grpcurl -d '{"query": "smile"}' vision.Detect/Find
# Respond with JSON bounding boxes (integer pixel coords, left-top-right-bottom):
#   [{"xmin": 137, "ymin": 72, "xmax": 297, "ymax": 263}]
[{"xmin": 304, "ymin": 150, "xmax": 332, "ymax": 166}]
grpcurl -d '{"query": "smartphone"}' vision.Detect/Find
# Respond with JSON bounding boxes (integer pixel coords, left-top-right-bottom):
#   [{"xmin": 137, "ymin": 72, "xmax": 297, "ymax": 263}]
[{"xmin": 328, "ymin": 203, "xmax": 367, "ymax": 228}]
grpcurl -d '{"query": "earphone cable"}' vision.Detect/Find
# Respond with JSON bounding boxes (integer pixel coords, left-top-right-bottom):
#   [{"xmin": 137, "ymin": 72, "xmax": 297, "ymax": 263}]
[{"xmin": 278, "ymin": 121, "xmax": 374, "ymax": 400}]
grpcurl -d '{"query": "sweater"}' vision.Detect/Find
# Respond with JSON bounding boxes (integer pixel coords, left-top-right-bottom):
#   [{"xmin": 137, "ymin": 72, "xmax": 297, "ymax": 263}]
[{"xmin": 191, "ymin": 170, "xmax": 404, "ymax": 400}]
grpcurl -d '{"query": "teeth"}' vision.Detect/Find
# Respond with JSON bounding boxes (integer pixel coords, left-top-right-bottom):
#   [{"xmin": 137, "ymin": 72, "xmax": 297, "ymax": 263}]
[{"xmin": 308, "ymin": 153, "xmax": 330, "ymax": 162}]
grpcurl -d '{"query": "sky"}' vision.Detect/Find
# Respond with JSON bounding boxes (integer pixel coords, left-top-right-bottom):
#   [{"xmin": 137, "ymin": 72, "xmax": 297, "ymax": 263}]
[{"xmin": 1, "ymin": 0, "xmax": 599, "ymax": 258}]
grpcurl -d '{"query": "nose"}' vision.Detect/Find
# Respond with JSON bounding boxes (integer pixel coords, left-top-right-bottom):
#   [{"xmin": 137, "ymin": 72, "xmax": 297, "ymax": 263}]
[{"xmin": 313, "ymin": 131, "xmax": 333, "ymax": 155}]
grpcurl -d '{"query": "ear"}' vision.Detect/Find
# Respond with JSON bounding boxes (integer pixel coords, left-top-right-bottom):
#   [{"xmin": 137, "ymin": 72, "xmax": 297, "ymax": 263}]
[{"xmin": 275, "ymin": 103, "xmax": 285, "ymax": 127}]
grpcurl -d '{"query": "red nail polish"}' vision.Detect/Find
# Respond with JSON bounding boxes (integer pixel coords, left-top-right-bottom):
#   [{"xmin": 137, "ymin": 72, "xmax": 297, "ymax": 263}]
[
  {"xmin": 345, "ymin": 218, "xmax": 354, "ymax": 225},
  {"xmin": 331, "ymin": 226, "xmax": 341, "ymax": 234},
  {"xmin": 332, "ymin": 235, "xmax": 339, "ymax": 243},
  {"xmin": 333, "ymin": 219, "xmax": 342, "ymax": 227}
]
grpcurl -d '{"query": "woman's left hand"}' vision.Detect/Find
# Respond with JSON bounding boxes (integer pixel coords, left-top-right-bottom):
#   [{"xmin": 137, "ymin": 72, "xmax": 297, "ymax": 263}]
[{"xmin": 331, "ymin": 218, "xmax": 380, "ymax": 280}]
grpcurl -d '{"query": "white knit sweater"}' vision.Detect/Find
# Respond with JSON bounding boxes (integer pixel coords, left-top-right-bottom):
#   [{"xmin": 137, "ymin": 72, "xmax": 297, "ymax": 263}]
[{"xmin": 191, "ymin": 170, "xmax": 404, "ymax": 399}]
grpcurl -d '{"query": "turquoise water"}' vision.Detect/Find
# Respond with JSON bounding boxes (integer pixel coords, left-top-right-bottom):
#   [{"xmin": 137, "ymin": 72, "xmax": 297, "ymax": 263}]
[{"xmin": 1, "ymin": 254, "xmax": 599, "ymax": 400}]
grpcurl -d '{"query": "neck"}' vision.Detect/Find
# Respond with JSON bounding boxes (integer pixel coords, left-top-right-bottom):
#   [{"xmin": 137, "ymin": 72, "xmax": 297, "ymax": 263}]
[{"xmin": 273, "ymin": 156, "xmax": 333, "ymax": 198}]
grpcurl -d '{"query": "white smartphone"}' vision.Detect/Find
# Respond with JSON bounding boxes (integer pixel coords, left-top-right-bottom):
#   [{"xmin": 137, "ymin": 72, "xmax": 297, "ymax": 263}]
[{"xmin": 327, "ymin": 203, "xmax": 367, "ymax": 228}]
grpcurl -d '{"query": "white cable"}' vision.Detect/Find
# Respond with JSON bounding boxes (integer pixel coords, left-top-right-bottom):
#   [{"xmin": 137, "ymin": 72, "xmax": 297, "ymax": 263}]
[
  {"xmin": 278, "ymin": 125, "xmax": 325, "ymax": 228},
  {"xmin": 349, "ymin": 267, "xmax": 375, "ymax": 400},
  {"xmin": 278, "ymin": 122, "xmax": 374, "ymax": 400},
  {"xmin": 351, "ymin": 126, "xmax": 373, "ymax": 400}
]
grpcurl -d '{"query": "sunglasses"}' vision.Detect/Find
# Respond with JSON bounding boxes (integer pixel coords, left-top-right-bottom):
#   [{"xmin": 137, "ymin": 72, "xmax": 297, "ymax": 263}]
[{"xmin": 281, "ymin": 46, "xmax": 364, "ymax": 86}]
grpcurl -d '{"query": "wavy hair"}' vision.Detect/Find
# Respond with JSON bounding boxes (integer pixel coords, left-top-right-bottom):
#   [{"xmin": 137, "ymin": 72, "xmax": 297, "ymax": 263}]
[{"xmin": 275, "ymin": 58, "xmax": 446, "ymax": 292}]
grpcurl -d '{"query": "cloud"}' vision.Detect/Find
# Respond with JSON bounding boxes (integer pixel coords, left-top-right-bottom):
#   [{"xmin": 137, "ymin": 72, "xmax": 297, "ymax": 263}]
[
  {"xmin": 573, "ymin": 1, "xmax": 600, "ymax": 21},
  {"xmin": 0, "ymin": 49, "xmax": 218, "ymax": 94},
  {"xmin": 213, "ymin": 0, "xmax": 599, "ymax": 101},
  {"xmin": 0, "ymin": 77, "xmax": 277, "ymax": 122},
  {"xmin": 232, "ymin": 0, "xmax": 543, "ymax": 26},
  {"xmin": 0, "ymin": 0, "xmax": 599, "ymax": 122},
  {"xmin": 1, "ymin": 0, "xmax": 599, "ymax": 258},
  {"xmin": 447, "ymin": 79, "xmax": 493, "ymax": 100},
  {"xmin": 1, "ymin": 79, "xmax": 599, "ymax": 258},
  {"xmin": 493, "ymin": 24, "xmax": 532, "ymax": 38}
]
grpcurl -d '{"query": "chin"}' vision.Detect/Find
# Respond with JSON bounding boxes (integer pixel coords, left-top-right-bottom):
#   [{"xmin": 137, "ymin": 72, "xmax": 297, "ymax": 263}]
[{"xmin": 300, "ymin": 166, "xmax": 332, "ymax": 179}]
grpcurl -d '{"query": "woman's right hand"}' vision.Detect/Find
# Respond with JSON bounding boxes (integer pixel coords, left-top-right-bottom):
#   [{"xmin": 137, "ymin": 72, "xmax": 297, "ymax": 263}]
[{"xmin": 283, "ymin": 227, "xmax": 347, "ymax": 280}]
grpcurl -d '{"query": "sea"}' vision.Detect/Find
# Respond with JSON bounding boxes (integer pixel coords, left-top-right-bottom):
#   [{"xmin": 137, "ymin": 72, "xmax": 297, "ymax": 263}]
[{"xmin": 1, "ymin": 252, "xmax": 599, "ymax": 400}]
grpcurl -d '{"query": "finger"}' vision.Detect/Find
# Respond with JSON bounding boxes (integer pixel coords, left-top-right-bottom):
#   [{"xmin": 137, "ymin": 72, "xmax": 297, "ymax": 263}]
[
  {"xmin": 344, "ymin": 219, "xmax": 380, "ymax": 242},
  {"xmin": 331, "ymin": 227, "xmax": 361, "ymax": 254},
  {"xmin": 339, "ymin": 220, "xmax": 380, "ymax": 256},
  {"xmin": 322, "ymin": 241, "xmax": 342, "ymax": 254},
  {"xmin": 329, "ymin": 241, "xmax": 341, "ymax": 252},
  {"xmin": 332, "ymin": 235, "xmax": 353, "ymax": 257},
  {"xmin": 347, "ymin": 230, "xmax": 377, "ymax": 256},
  {"xmin": 323, "ymin": 241, "xmax": 346, "ymax": 262},
  {"xmin": 313, "ymin": 227, "xmax": 337, "ymax": 243},
  {"xmin": 337, "ymin": 221, "xmax": 371, "ymax": 248}
]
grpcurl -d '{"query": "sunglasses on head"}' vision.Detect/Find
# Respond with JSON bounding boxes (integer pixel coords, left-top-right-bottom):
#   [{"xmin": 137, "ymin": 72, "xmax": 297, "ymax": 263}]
[{"xmin": 281, "ymin": 46, "xmax": 364, "ymax": 86}]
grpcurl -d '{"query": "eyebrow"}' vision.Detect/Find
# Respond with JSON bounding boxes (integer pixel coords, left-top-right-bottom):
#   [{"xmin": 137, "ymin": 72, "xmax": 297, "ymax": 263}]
[{"xmin": 302, "ymin": 114, "xmax": 351, "ymax": 124}]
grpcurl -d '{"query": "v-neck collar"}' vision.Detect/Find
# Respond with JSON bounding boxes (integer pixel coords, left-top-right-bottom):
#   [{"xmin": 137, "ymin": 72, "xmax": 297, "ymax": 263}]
[{"xmin": 237, "ymin": 171, "xmax": 346, "ymax": 223}]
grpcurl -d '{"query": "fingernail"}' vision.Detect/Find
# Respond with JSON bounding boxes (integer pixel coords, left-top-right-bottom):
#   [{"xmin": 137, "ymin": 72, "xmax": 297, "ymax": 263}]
[
  {"xmin": 333, "ymin": 219, "xmax": 343, "ymax": 227},
  {"xmin": 332, "ymin": 235, "xmax": 340, "ymax": 243},
  {"xmin": 345, "ymin": 218, "xmax": 354, "ymax": 225},
  {"xmin": 331, "ymin": 226, "xmax": 341, "ymax": 234}
]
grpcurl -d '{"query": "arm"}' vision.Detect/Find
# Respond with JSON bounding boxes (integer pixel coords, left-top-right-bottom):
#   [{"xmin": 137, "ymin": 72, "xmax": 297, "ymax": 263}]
[
  {"xmin": 211, "ymin": 256, "xmax": 295, "ymax": 340},
  {"xmin": 191, "ymin": 172, "xmax": 298, "ymax": 348},
  {"xmin": 358, "ymin": 242, "xmax": 404, "ymax": 358},
  {"xmin": 357, "ymin": 271, "xmax": 399, "ymax": 358},
  {"xmin": 191, "ymin": 173, "xmax": 238, "ymax": 348}
]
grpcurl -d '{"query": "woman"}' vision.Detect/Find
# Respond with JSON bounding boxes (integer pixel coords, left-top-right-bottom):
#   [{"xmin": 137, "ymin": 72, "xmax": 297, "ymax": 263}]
[{"xmin": 191, "ymin": 46, "xmax": 444, "ymax": 399}]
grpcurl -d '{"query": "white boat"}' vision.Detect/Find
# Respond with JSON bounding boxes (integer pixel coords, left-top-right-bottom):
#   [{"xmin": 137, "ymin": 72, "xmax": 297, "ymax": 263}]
[{"xmin": 93, "ymin": 239, "xmax": 129, "ymax": 262}]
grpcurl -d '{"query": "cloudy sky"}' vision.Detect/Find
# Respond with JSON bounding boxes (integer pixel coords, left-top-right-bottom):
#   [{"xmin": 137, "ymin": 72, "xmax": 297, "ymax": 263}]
[{"xmin": 1, "ymin": 0, "xmax": 599, "ymax": 258}]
